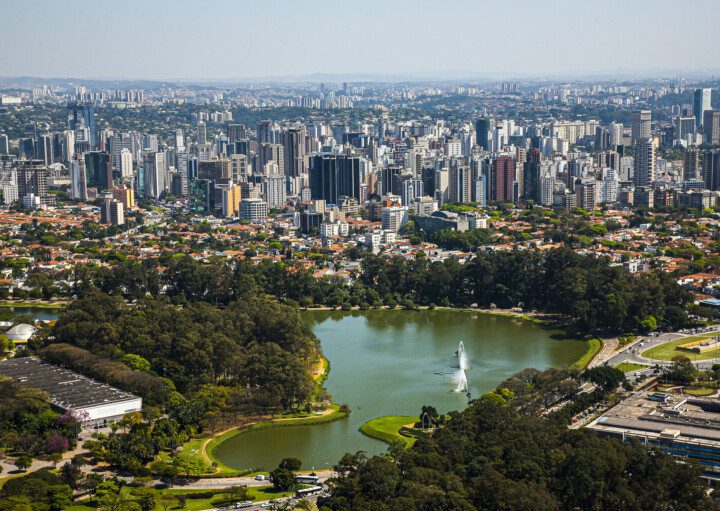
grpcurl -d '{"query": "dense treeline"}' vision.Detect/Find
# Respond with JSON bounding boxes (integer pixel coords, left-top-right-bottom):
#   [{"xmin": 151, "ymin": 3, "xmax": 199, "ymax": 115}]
[
  {"xmin": 38, "ymin": 290, "xmax": 317, "ymax": 409},
  {"xmin": 0, "ymin": 377, "xmax": 80, "ymax": 458},
  {"xmin": 78, "ymin": 248, "xmax": 692, "ymax": 335},
  {"xmin": 318, "ymin": 396, "xmax": 715, "ymax": 511}
]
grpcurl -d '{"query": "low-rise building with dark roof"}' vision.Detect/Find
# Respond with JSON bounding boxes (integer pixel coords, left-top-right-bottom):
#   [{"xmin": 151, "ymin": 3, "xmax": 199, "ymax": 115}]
[{"xmin": 0, "ymin": 357, "xmax": 142, "ymax": 427}]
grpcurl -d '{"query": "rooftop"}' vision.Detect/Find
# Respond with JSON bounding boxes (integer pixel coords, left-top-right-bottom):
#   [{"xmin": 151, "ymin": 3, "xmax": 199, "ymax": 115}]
[{"xmin": 0, "ymin": 357, "xmax": 139, "ymax": 412}]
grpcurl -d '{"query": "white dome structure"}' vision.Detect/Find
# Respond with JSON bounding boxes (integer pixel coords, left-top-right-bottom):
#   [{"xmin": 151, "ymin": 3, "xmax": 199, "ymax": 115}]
[{"xmin": 6, "ymin": 324, "xmax": 38, "ymax": 342}]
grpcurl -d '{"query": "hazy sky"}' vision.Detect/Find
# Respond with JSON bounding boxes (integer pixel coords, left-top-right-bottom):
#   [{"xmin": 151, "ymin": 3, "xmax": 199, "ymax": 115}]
[{"xmin": 2, "ymin": 0, "xmax": 719, "ymax": 81}]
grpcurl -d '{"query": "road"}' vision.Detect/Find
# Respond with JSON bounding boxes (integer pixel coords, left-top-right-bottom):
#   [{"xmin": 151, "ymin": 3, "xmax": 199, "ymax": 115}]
[{"xmin": 601, "ymin": 328, "xmax": 720, "ymax": 372}]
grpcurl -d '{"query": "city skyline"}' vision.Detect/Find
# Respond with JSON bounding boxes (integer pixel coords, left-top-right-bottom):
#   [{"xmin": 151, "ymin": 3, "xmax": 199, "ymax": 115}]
[{"xmin": 2, "ymin": 0, "xmax": 720, "ymax": 81}]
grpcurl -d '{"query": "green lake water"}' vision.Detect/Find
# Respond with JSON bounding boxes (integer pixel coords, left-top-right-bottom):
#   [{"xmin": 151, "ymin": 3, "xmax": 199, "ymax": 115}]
[{"xmin": 212, "ymin": 309, "xmax": 585, "ymax": 471}]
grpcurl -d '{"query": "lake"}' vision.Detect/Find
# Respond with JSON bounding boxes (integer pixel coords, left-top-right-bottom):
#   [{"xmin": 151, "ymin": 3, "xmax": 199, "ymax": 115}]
[{"xmin": 212, "ymin": 309, "xmax": 586, "ymax": 471}]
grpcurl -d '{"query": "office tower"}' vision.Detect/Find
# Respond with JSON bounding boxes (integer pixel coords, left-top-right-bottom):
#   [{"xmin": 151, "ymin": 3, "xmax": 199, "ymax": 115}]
[
  {"xmin": 100, "ymin": 198, "xmax": 124, "ymax": 225},
  {"xmin": 61, "ymin": 130, "xmax": 75, "ymax": 161},
  {"xmin": 262, "ymin": 174, "xmax": 286, "ymax": 209},
  {"xmin": 69, "ymin": 154, "xmax": 88, "ymax": 200},
  {"xmin": 175, "ymin": 129, "xmax": 184, "ymax": 149},
  {"xmin": 119, "ymin": 148, "xmax": 133, "ymax": 178},
  {"xmin": 309, "ymin": 154, "xmax": 363, "ymax": 205},
  {"xmin": 143, "ymin": 151, "xmax": 167, "ymax": 199},
  {"xmin": 111, "ymin": 133, "xmax": 133, "ymax": 169},
  {"xmin": 35, "ymin": 134, "xmax": 54, "ymax": 165},
  {"xmin": 631, "ymin": 110, "xmax": 651, "ymax": 142},
  {"xmin": 633, "ymin": 138, "xmax": 655, "ymax": 187},
  {"xmin": 694, "ymin": 88, "xmax": 712, "ymax": 127},
  {"xmin": 523, "ymin": 148, "xmax": 542, "ymax": 202},
  {"xmin": 283, "ymin": 127, "xmax": 306, "ymax": 177},
  {"xmin": 198, "ymin": 121, "xmax": 207, "ymax": 145},
  {"xmin": 703, "ymin": 150, "xmax": 720, "ymax": 191},
  {"xmin": 449, "ymin": 161, "xmax": 472, "ymax": 203},
  {"xmin": 0, "ymin": 133, "xmax": 8, "ymax": 154},
  {"xmin": 675, "ymin": 116, "xmax": 696, "ymax": 140},
  {"xmin": 84, "ymin": 151, "xmax": 112, "ymax": 189},
  {"xmin": 257, "ymin": 120, "xmax": 272, "ymax": 144},
  {"xmin": 684, "ymin": 147, "xmax": 701, "ymax": 181},
  {"xmin": 490, "ymin": 156, "xmax": 516, "ymax": 202},
  {"xmin": 67, "ymin": 101, "xmax": 96, "ymax": 148},
  {"xmin": 380, "ymin": 166, "xmax": 403, "ymax": 196},
  {"xmin": 227, "ymin": 124, "xmax": 246, "ymax": 143},
  {"xmin": 142, "ymin": 134, "xmax": 159, "ymax": 152},
  {"xmin": 704, "ymin": 110, "xmax": 720, "ymax": 145},
  {"xmin": 258, "ymin": 142, "xmax": 285, "ymax": 175},
  {"xmin": 240, "ymin": 197, "xmax": 268, "ymax": 221},
  {"xmin": 474, "ymin": 118, "xmax": 492, "ymax": 151},
  {"xmin": 230, "ymin": 154, "xmax": 248, "ymax": 181},
  {"xmin": 174, "ymin": 150, "xmax": 188, "ymax": 197}
]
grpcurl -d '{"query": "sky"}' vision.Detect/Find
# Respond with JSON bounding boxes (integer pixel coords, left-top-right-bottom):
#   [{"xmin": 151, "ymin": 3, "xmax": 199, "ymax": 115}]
[{"xmin": 2, "ymin": 0, "xmax": 719, "ymax": 81}]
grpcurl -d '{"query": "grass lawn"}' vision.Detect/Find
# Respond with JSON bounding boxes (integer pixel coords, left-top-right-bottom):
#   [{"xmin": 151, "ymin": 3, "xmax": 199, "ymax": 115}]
[
  {"xmin": 0, "ymin": 301, "xmax": 66, "ymax": 309},
  {"xmin": 684, "ymin": 387, "xmax": 718, "ymax": 397},
  {"xmin": 359, "ymin": 416, "xmax": 418, "ymax": 448},
  {"xmin": 642, "ymin": 333, "xmax": 720, "ymax": 361},
  {"xmin": 65, "ymin": 485, "xmax": 292, "ymax": 511},
  {"xmin": 615, "ymin": 362, "xmax": 649, "ymax": 374},
  {"xmin": 572, "ymin": 338, "xmax": 603, "ymax": 370}
]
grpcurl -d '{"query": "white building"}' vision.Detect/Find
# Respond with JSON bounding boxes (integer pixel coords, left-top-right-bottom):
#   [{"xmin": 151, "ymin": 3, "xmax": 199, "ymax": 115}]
[
  {"xmin": 240, "ymin": 198, "xmax": 268, "ymax": 221},
  {"xmin": 381, "ymin": 206, "xmax": 409, "ymax": 232}
]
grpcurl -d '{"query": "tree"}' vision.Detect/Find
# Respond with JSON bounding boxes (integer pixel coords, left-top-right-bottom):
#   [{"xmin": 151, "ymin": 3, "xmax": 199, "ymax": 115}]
[
  {"xmin": 270, "ymin": 467, "xmax": 297, "ymax": 491},
  {"xmin": 227, "ymin": 485, "xmax": 249, "ymax": 502},
  {"xmin": 47, "ymin": 484, "xmax": 73, "ymax": 511},
  {"xmin": 157, "ymin": 494, "xmax": 177, "ymax": 511},
  {"xmin": 130, "ymin": 487, "xmax": 156, "ymax": 511},
  {"xmin": 279, "ymin": 457, "xmax": 302, "ymax": 471},
  {"xmin": 664, "ymin": 355, "xmax": 696, "ymax": 385},
  {"xmin": 14, "ymin": 455, "xmax": 32, "ymax": 472},
  {"xmin": 583, "ymin": 365, "xmax": 626, "ymax": 391}
]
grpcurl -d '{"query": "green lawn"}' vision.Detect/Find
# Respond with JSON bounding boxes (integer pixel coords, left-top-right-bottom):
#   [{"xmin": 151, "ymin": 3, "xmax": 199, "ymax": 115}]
[
  {"xmin": 572, "ymin": 338, "xmax": 603, "ymax": 370},
  {"xmin": 615, "ymin": 362, "xmax": 649, "ymax": 374},
  {"xmin": 683, "ymin": 387, "xmax": 718, "ymax": 397},
  {"xmin": 642, "ymin": 333, "xmax": 720, "ymax": 361},
  {"xmin": 65, "ymin": 485, "xmax": 292, "ymax": 511},
  {"xmin": 359, "ymin": 416, "xmax": 418, "ymax": 448}
]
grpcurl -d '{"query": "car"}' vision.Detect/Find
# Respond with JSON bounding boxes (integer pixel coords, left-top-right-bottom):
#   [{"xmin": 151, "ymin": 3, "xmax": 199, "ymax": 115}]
[{"xmin": 254, "ymin": 475, "xmax": 267, "ymax": 481}]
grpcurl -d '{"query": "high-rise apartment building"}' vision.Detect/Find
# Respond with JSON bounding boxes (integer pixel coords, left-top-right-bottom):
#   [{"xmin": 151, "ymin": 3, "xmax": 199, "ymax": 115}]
[
  {"xmin": 633, "ymin": 138, "xmax": 655, "ymax": 187},
  {"xmin": 491, "ymin": 156, "xmax": 516, "ymax": 202},
  {"xmin": 631, "ymin": 110, "xmax": 652, "ymax": 142},
  {"xmin": 694, "ymin": 88, "xmax": 712, "ymax": 128}
]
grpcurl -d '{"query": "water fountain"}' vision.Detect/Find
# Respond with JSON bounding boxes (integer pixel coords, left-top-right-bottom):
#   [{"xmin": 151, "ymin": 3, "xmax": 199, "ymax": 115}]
[
  {"xmin": 457, "ymin": 341, "xmax": 469, "ymax": 371},
  {"xmin": 453, "ymin": 369, "xmax": 469, "ymax": 393},
  {"xmin": 453, "ymin": 341, "xmax": 471, "ymax": 396}
]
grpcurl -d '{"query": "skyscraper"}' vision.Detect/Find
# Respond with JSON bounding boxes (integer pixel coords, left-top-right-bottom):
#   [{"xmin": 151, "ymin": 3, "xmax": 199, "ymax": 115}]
[
  {"xmin": 69, "ymin": 154, "xmax": 88, "ymax": 200},
  {"xmin": 449, "ymin": 161, "xmax": 472, "ymax": 203},
  {"xmin": 283, "ymin": 127, "xmax": 307, "ymax": 177},
  {"xmin": 703, "ymin": 150, "xmax": 720, "ymax": 191},
  {"xmin": 143, "ymin": 151, "xmax": 167, "ymax": 199},
  {"xmin": 703, "ymin": 110, "xmax": 720, "ymax": 145},
  {"xmin": 84, "ymin": 151, "xmax": 112, "ymax": 189},
  {"xmin": 67, "ymin": 102, "xmax": 96, "ymax": 149},
  {"xmin": 474, "ymin": 118, "xmax": 492, "ymax": 151},
  {"xmin": 309, "ymin": 154, "xmax": 362, "ymax": 205},
  {"xmin": 631, "ymin": 110, "xmax": 651, "ymax": 142},
  {"xmin": 491, "ymin": 156, "xmax": 516, "ymax": 202},
  {"xmin": 694, "ymin": 88, "xmax": 712, "ymax": 128},
  {"xmin": 633, "ymin": 138, "xmax": 655, "ymax": 187}
]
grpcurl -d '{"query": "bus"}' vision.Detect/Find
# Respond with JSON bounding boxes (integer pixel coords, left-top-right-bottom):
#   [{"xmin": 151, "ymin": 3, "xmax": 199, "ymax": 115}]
[
  {"xmin": 296, "ymin": 486, "xmax": 323, "ymax": 498},
  {"xmin": 295, "ymin": 475, "xmax": 320, "ymax": 485}
]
